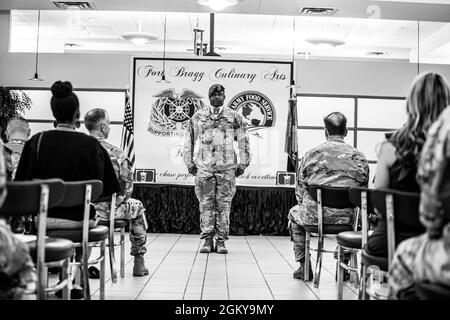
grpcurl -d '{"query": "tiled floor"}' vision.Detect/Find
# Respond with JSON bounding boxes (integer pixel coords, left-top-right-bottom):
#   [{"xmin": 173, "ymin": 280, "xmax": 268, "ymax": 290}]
[{"xmin": 45, "ymin": 233, "xmax": 359, "ymax": 300}]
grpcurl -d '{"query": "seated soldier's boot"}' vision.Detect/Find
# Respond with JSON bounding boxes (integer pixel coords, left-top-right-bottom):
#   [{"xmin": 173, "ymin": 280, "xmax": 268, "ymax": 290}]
[
  {"xmin": 133, "ymin": 254, "xmax": 149, "ymax": 277},
  {"xmin": 199, "ymin": 238, "xmax": 214, "ymax": 253},
  {"xmin": 215, "ymin": 240, "xmax": 228, "ymax": 254},
  {"xmin": 293, "ymin": 263, "xmax": 313, "ymax": 281}
]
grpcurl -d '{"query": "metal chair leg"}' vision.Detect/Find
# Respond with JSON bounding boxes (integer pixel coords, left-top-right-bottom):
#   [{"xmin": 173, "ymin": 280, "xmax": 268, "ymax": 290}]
[
  {"xmin": 304, "ymin": 231, "xmax": 311, "ymax": 282},
  {"xmin": 337, "ymin": 245, "xmax": 344, "ymax": 299},
  {"xmin": 82, "ymin": 250, "xmax": 91, "ymax": 300},
  {"xmin": 313, "ymin": 233, "xmax": 324, "ymax": 288},
  {"xmin": 44, "ymin": 267, "xmax": 49, "ymax": 300},
  {"xmin": 359, "ymin": 263, "xmax": 368, "ymax": 300},
  {"xmin": 109, "ymin": 233, "xmax": 118, "ymax": 283},
  {"xmin": 120, "ymin": 227, "xmax": 125, "ymax": 278},
  {"xmin": 61, "ymin": 258, "xmax": 70, "ymax": 300},
  {"xmin": 100, "ymin": 240, "xmax": 106, "ymax": 300},
  {"xmin": 350, "ymin": 252, "xmax": 359, "ymax": 285}
]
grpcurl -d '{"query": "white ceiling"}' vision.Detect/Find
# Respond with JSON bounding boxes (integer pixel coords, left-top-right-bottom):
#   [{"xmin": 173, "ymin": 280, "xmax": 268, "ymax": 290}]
[
  {"xmin": 5, "ymin": 1, "xmax": 450, "ymax": 64},
  {"xmin": 2, "ymin": 0, "xmax": 450, "ymax": 21}
]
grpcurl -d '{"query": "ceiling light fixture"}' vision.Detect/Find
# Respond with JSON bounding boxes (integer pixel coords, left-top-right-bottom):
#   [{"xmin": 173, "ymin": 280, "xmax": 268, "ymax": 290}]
[
  {"xmin": 29, "ymin": 10, "xmax": 43, "ymax": 81},
  {"xmin": 121, "ymin": 14, "xmax": 158, "ymax": 46},
  {"xmin": 196, "ymin": 0, "xmax": 245, "ymax": 11},
  {"xmin": 305, "ymin": 37, "xmax": 345, "ymax": 49},
  {"xmin": 157, "ymin": 13, "xmax": 170, "ymax": 83}
]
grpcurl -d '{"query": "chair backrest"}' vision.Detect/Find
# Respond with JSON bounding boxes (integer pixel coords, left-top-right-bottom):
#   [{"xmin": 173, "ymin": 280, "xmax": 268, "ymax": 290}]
[
  {"xmin": 0, "ymin": 179, "xmax": 65, "ymax": 216},
  {"xmin": 0, "ymin": 179, "xmax": 65, "ymax": 299},
  {"xmin": 307, "ymin": 185, "xmax": 354, "ymax": 209},
  {"xmin": 57, "ymin": 180, "xmax": 103, "ymax": 207},
  {"xmin": 307, "ymin": 185, "xmax": 355, "ymax": 240},
  {"xmin": 415, "ymin": 282, "xmax": 450, "ymax": 300},
  {"xmin": 370, "ymin": 188, "xmax": 423, "ymax": 229},
  {"xmin": 370, "ymin": 188, "xmax": 424, "ymax": 267},
  {"xmin": 349, "ymin": 186, "xmax": 373, "ymax": 246}
]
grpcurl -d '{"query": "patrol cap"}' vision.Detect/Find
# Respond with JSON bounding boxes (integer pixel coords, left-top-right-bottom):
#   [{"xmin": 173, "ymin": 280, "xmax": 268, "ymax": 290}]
[{"xmin": 208, "ymin": 84, "xmax": 225, "ymax": 98}]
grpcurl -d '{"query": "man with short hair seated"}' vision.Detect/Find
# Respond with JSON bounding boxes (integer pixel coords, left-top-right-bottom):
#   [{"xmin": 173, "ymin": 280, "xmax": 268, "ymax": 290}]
[
  {"xmin": 84, "ymin": 108, "xmax": 149, "ymax": 277},
  {"xmin": 288, "ymin": 112, "xmax": 369, "ymax": 280},
  {"xmin": 3, "ymin": 117, "xmax": 31, "ymax": 234},
  {"xmin": 388, "ymin": 106, "xmax": 450, "ymax": 299},
  {"xmin": 4, "ymin": 117, "xmax": 30, "ymax": 180}
]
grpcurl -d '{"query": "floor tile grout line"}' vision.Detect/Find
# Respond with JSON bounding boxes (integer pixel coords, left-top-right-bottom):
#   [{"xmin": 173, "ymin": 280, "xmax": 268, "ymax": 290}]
[
  {"xmin": 200, "ymin": 252, "xmax": 210, "ymax": 300},
  {"xmin": 182, "ymin": 238, "xmax": 202, "ymax": 300},
  {"xmin": 135, "ymin": 233, "xmax": 183, "ymax": 300},
  {"xmin": 243, "ymin": 235, "xmax": 275, "ymax": 300},
  {"xmin": 225, "ymin": 254, "xmax": 230, "ymax": 300},
  {"xmin": 90, "ymin": 233, "xmax": 162, "ymax": 297},
  {"xmin": 264, "ymin": 236, "xmax": 320, "ymax": 300}
]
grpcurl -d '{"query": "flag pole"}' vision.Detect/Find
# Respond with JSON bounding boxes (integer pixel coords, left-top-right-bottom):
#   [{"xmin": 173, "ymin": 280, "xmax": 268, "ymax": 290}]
[{"xmin": 285, "ymin": 16, "xmax": 299, "ymax": 172}]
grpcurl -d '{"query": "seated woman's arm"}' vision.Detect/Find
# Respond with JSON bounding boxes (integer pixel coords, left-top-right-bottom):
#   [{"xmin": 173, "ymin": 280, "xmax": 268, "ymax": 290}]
[{"xmin": 374, "ymin": 140, "xmax": 397, "ymax": 189}]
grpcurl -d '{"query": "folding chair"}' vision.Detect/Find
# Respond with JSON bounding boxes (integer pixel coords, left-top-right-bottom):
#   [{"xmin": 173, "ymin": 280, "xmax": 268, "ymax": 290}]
[
  {"xmin": 47, "ymin": 180, "xmax": 108, "ymax": 300},
  {"xmin": 0, "ymin": 179, "xmax": 73, "ymax": 300},
  {"xmin": 361, "ymin": 188, "xmax": 423, "ymax": 299},
  {"xmin": 336, "ymin": 186, "xmax": 374, "ymax": 299},
  {"xmin": 97, "ymin": 193, "xmax": 127, "ymax": 282},
  {"xmin": 305, "ymin": 185, "xmax": 354, "ymax": 288}
]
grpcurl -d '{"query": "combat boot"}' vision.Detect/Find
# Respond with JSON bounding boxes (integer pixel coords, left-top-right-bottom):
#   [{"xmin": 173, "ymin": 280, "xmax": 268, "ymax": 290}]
[
  {"xmin": 293, "ymin": 262, "xmax": 313, "ymax": 281},
  {"xmin": 200, "ymin": 238, "xmax": 214, "ymax": 253},
  {"xmin": 133, "ymin": 254, "xmax": 149, "ymax": 276},
  {"xmin": 215, "ymin": 240, "xmax": 228, "ymax": 254}
]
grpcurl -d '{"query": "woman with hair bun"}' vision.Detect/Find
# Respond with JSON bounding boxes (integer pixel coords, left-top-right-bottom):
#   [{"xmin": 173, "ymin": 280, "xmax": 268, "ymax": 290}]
[{"xmin": 14, "ymin": 80, "xmax": 120, "ymax": 299}]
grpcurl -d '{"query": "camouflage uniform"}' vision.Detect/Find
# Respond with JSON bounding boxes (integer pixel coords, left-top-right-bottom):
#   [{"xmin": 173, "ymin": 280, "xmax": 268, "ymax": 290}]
[
  {"xmin": 4, "ymin": 139, "xmax": 26, "ymax": 181},
  {"xmin": 288, "ymin": 136, "xmax": 369, "ymax": 263},
  {"xmin": 183, "ymin": 106, "xmax": 250, "ymax": 241},
  {"xmin": 94, "ymin": 138, "xmax": 147, "ymax": 256},
  {"xmin": 389, "ymin": 107, "xmax": 450, "ymax": 299}
]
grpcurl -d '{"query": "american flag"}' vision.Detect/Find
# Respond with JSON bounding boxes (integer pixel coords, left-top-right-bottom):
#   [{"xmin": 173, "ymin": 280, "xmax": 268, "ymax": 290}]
[{"xmin": 121, "ymin": 90, "xmax": 135, "ymax": 166}]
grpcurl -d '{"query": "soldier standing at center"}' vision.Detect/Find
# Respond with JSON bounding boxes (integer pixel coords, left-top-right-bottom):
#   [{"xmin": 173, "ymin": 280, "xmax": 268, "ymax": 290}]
[{"xmin": 183, "ymin": 84, "xmax": 251, "ymax": 254}]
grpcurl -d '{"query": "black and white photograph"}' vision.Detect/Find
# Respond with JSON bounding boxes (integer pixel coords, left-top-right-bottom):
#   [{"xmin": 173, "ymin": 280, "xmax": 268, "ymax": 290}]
[{"xmin": 0, "ymin": 0, "xmax": 449, "ymax": 310}]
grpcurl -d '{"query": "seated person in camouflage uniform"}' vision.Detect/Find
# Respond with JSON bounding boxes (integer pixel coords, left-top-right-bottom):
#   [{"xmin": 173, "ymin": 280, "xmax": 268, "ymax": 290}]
[
  {"xmin": 388, "ymin": 106, "xmax": 450, "ymax": 299},
  {"xmin": 4, "ymin": 117, "xmax": 30, "ymax": 180},
  {"xmin": 288, "ymin": 112, "xmax": 369, "ymax": 280},
  {"xmin": 3, "ymin": 117, "xmax": 31, "ymax": 234},
  {"xmin": 84, "ymin": 108, "xmax": 149, "ymax": 277}
]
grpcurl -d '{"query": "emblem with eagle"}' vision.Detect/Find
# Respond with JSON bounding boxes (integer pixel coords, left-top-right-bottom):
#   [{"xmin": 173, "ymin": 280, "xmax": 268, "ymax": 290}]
[{"xmin": 147, "ymin": 88, "xmax": 205, "ymax": 136}]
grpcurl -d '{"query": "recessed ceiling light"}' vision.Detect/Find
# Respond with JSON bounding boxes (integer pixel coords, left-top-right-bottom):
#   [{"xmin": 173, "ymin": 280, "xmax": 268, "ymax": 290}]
[
  {"xmin": 305, "ymin": 38, "xmax": 345, "ymax": 48},
  {"xmin": 121, "ymin": 32, "xmax": 158, "ymax": 46},
  {"xmin": 196, "ymin": 0, "xmax": 246, "ymax": 11}
]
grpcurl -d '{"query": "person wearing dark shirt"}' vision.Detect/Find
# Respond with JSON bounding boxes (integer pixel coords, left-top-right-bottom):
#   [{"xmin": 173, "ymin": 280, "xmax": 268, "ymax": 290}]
[
  {"xmin": 14, "ymin": 80, "xmax": 120, "ymax": 299},
  {"xmin": 367, "ymin": 72, "xmax": 450, "ymax": 257},
  {"xmin": 15, "ymin": 81, "xmax": 120, "ymax": 224}
]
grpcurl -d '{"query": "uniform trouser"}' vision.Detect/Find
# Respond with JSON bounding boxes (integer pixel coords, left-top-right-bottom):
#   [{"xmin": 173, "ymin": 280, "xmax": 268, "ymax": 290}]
[
  {"xmin": 97, "ymin": 198, "xmax": 147, "ymax": 256},
  {"xmin": 195, "ymin": 169, "xmax": 236, "ymax": 241},
  {"xmin": 288, "ymin": 216, "xmax": 351, "ymax": 264}
]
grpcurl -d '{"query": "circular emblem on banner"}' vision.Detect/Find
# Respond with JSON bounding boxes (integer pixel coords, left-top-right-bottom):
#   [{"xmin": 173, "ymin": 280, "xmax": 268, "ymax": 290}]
[
  {"xmin": 228, "ymin": 91, "xmax": 275, "ymax": 127},
  {"xmin": 147, "ymin": 88, "xmax": 205, "ymax": 136}
]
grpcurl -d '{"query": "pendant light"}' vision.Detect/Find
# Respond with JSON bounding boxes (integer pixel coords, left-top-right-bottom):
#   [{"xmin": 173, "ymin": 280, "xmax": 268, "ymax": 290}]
[
  {"xmin": 157, "ymin": 13, "xmax": 170, "ymax": 83},
  {"xmin": 121, "ymin": 13, "xmax": 158, "ymax": 46},
  {"xmin": 29, "ymin": 10, "xmax": 43, "ymax": 81}
]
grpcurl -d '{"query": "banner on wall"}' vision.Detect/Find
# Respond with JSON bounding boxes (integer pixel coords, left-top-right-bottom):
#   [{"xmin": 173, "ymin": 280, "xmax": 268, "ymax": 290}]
[{"xmin": 132, "ymin": 57, "xmax": 292, "ymax": 186}]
